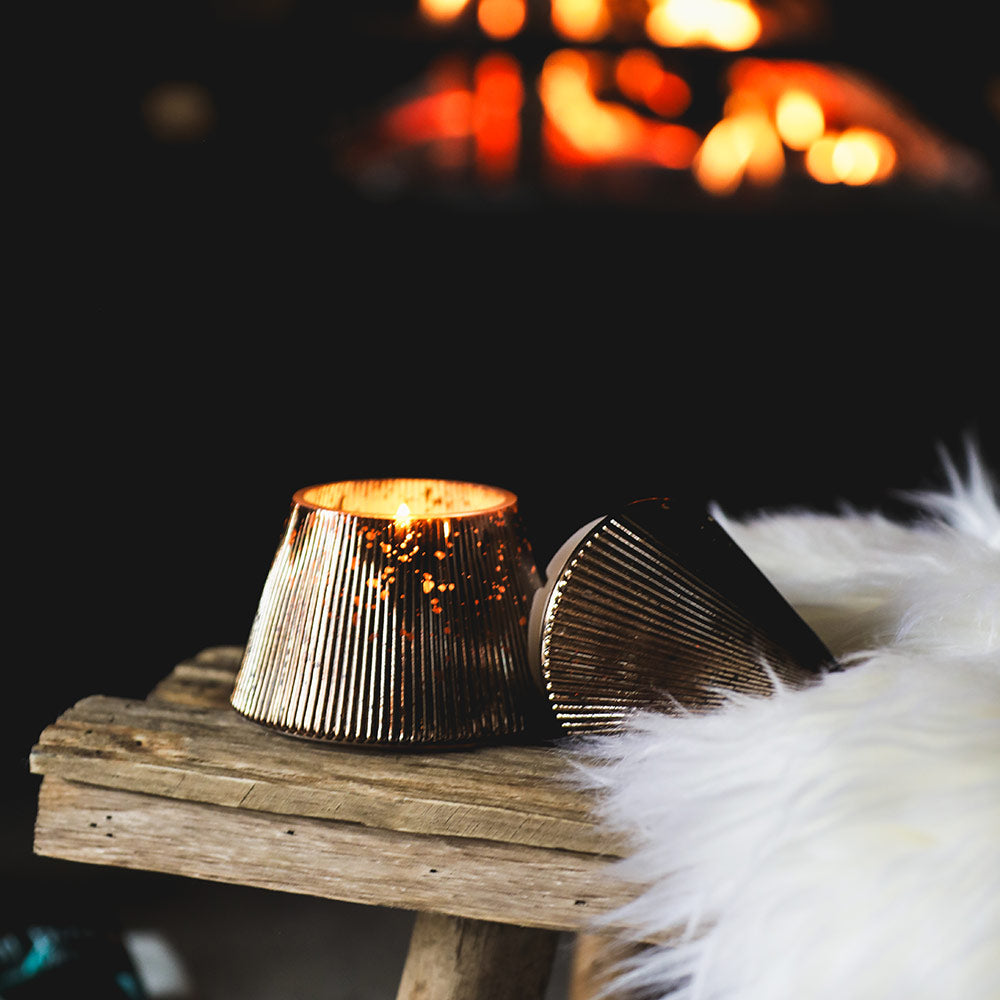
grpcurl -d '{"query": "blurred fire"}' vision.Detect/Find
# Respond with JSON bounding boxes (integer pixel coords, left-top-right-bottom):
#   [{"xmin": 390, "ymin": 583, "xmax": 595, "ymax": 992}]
[
  {"xmin": 478, "ymin": 0, "xmax": 527, "ymax": 38},
  {"xmin": 644, "ymin": 0, "xmax": 761, "ymax": 51},
  {"xmin": 538, "ymin": 49, "xmax": 699, "ymax": 169},
  {"xmin": 419, "ymin": 0, "xmax": 472, "ymax": 22},
  {"xmin": 378, "ymin": 54, "xmax": 523, "ymax": 182},
  {"xmin": 346, "ymin": 0, "xmax": 983, "ymax": 198}
]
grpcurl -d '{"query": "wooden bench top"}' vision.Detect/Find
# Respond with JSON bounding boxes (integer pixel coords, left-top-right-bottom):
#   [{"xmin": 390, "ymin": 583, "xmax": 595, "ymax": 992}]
[{"xmin": 31, "ymin": 648, "xmax": 636, "ymax": 934}]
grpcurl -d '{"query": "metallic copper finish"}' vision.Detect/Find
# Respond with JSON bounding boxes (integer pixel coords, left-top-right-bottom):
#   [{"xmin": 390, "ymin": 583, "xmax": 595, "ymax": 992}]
[
  {"xmin": 231, "ymin": 479, "xmax": 543, "ymax": 745},
  {"xmin": 531, "ymin": 498, "xmax": 836, "ymax": 734}
]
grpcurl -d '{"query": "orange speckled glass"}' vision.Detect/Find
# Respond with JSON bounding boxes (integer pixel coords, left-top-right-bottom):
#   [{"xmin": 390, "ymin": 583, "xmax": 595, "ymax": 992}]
[{"xmin": 230, "ymin": 479, "xmax": 545, "ymax": 745}]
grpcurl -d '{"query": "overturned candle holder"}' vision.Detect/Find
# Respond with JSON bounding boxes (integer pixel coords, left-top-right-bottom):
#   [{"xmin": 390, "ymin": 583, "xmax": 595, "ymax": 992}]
[
  {"xmin": 529, "ymin": 498, "xmax": 837, "ymax": 734},
  {"xmin": 231, "ymin": 479, "xmax": 544, "ymax": 746}
]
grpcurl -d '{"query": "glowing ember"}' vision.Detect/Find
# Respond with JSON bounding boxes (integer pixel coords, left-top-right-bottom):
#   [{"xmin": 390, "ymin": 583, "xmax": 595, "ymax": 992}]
[
  {"xmin": 420, "ymin": 0, "xmax": 472, "ymax": 23},
  {"xmin": 803, "ymin": 127, "xmax": 897, "ymax": 187},
  {"xmin": 478, "ymin": 0, "xmax": 526, "ymax": 38},
  {"xmin": 539, "ymin": 51, "xmax": 635, "ymax": 158},
  {"xmin": 473, "ymin": 53, "xmax": 523, "ymax": 179},
  {"xmin": 694, "ymin": 110, "xmax": 783, "ymax": 194},
  {"xmin": 646, "ymin": 0, "xmax": 762, "ymax": 51},
  {"xmin": 550, "ymin": 0, "xmax": 611, "ymax": 40},
  {"xmin": 350, "ymin": 4, "xmax": 981, "ymax": 201},
  {"xmin": 804, "ymin": 133, "xmax": 839, "ymax": 183},
  {"xmin": 615, "ymin": 50, "xmax": 691, "ymax": 118},
  {"xmin": 831, "ymin": 127, "xmax": 896, "ymax": 184},
  {"xmin": 775, "ymin": 89, "xmax": 825, "ymax": 149},
  {"xmin": 381, "ymin": 86, "xmax": 473, "ymax": 144},
  {"xmin": 539, "ymin": 49, "xmax": 699, "ymax": 168},
  {"xmin": 690, "ymin": 61, "xmax": 917, "ymax": 193}
]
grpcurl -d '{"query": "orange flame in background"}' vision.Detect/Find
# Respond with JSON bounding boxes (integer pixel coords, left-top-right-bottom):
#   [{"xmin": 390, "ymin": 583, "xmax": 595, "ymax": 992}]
[
  {"xmin": 549, "ymin": 0, "xmax": 772, "ymax": 48},
  {"xmin": 479, "ymin": 0, "xmax": 527, "ymax": 38},
  {"xmin": 724, "ymin": 59, "xmax": 980, "ymax": 189},
  {"xmin": 774, "ymin": 89, "xmax": 825, "ymax": 149},
  {"xmin": 615, "ymin": 49, "xmax": 691, "ymax": 118},
  {"xmin": 539, "ymin": 49, "xmax": 700, "ymax": 168},
  {"xmin": 364, "ymin": 3, "xmax": 984, "ymax": 197},
  {"xmin": 693, "ymin": 85, "xmax": 895, "ymax": 194},
  {"xmin": 803, "ymin": 128, "xmax": 896, "ymax": 185},
  {"xmin": 694, "ymin": 104, "xmax": 784, "ymax": 194},
  {"xmin": 381, "ymin": 85, "xmax": 473, "ymax": 147},
  {"xmin": 420, "ymin": 0, "xmax": 526, "ymax": 37},
  {"xmin": 379, "ymin": 54, "xmax": 524, "ymax": 182},
  {"xmin": 473, "ymin": 53, "xmax": 524, "ymax": 179},
  {"xmin": 419, "ymin": 0, "xmax": 473, "ymax": 24},
  {"xmin": 420, "ymin": 0, "xmax": 782, "ymax": 50},
  {"xmin": 646, "ymin": 0, "xmax": 761, "ymax": 50},
  {"xmin": 550, "ymin": 0, "xmax": 612, "ymax": 41}
]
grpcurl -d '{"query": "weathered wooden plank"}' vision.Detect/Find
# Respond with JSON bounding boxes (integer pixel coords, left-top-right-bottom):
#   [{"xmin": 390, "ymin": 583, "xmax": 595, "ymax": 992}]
[
  {"xmin": 146, "ymin": 646, "xmax": 243, "ymax": 709},
  {"xmin": 34, "ymin": 778, "xmax": 628, "ymax": 933},
  {"xmin": 31, "ymin": 667, "xmax": 619, "ymax": 856}
]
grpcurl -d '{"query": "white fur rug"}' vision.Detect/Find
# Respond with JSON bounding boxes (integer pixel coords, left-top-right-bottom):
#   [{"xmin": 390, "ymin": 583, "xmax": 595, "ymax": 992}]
[{"xmin": 572, "ymin": 445, "xmax": 999, "ymax": 1000}]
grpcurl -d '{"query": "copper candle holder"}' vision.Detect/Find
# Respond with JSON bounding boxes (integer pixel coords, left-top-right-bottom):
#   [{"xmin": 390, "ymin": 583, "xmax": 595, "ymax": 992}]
[
  {"xmin": 231, "ymin": 479, "xmax": 543, "ymax": 745},
  {"xmin": 529, "ymin": 498, "xmax": 836, "ymax": 734}
]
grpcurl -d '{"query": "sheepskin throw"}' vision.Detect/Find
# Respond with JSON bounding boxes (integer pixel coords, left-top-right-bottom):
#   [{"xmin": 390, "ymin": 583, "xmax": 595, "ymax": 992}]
[{"xmin": 575, "ymin": 446, "xmax": 999, "ymax": 1000}]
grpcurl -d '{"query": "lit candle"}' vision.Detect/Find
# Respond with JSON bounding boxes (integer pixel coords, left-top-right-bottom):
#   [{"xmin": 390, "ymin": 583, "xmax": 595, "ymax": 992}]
[{"xmin": 231, "ymin": 479, "xmax": 543, "ymax": 746}]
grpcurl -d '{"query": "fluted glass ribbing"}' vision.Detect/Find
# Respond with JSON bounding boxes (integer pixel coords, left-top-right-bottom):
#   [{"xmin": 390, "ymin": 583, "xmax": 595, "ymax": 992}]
[
  {"xmin": 538, "ymin": 504, "xmax": 835, "ymax": 733},
  {"xmin": 231, "ymin": 484, "xmax": 542, "ymax": 745}
]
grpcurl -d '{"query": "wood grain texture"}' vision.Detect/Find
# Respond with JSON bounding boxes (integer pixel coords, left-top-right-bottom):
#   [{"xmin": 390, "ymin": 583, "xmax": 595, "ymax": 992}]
[
  {"xmin": 30, "ymin": 648, "xmax": 647, "ymax": 935},
  {"xmin": 396, "ymin": 912, "xmax": 560, "ymax": 1000},
  {"xmin": 568, "ymin": 934, "xmax": 653, "ymax": 1000},
  {"xmin": 34, "ymin": 777, "xmax": 627, "ymax": 932},
  {"xmin": 31, "ymin": 649, "xmax": 618, "ymax": 856}
]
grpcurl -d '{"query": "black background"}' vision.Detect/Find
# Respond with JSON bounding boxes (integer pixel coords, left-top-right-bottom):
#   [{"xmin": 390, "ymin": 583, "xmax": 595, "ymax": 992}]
[{"xmin": 12, "ymin": 0, "xmax": 1000, "ymax": 804}]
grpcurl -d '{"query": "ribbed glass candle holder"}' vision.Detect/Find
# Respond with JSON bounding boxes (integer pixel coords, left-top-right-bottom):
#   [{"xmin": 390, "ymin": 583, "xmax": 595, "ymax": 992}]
[
  {"xmin": 231, "ymin": 479, "xmax": 544, "ymax": 745},
  {"xmin": 529, "ymin": 498, "xmax": 837, "ymax": 733}
]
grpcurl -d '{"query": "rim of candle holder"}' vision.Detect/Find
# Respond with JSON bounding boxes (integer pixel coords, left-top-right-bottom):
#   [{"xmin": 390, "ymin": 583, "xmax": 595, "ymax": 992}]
[{"xmin": 292, "ymin": 478, "xmax": 518, "ymax": 520}]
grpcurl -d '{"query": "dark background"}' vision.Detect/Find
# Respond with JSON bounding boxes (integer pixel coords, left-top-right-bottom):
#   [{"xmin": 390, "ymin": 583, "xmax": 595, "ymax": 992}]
[{"xmin": 12, "ymin": 0, "xmax": 999, "ymax": 833}]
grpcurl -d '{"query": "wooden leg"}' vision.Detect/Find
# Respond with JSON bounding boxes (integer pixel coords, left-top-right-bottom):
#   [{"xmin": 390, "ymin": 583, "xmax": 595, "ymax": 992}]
[
  {"xmin": 395, "ymin": 911, "xmax": 560, "ymax": 1000},
  {"xmin": 569, "ymin": 933, "xmax": 649, "ymax": 1000}
]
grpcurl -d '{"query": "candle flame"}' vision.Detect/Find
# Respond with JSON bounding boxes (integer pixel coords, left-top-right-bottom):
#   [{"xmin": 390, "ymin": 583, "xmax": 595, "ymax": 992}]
[{"xmin": 395, "ymin": 502, "xmax": 413, "ymax": 528}]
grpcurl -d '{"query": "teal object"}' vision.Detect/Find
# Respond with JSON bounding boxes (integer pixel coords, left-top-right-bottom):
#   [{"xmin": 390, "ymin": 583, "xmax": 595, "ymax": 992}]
[{"xmin": 0, "ymin": 927, "xmax": 147, "ymax": 999}]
